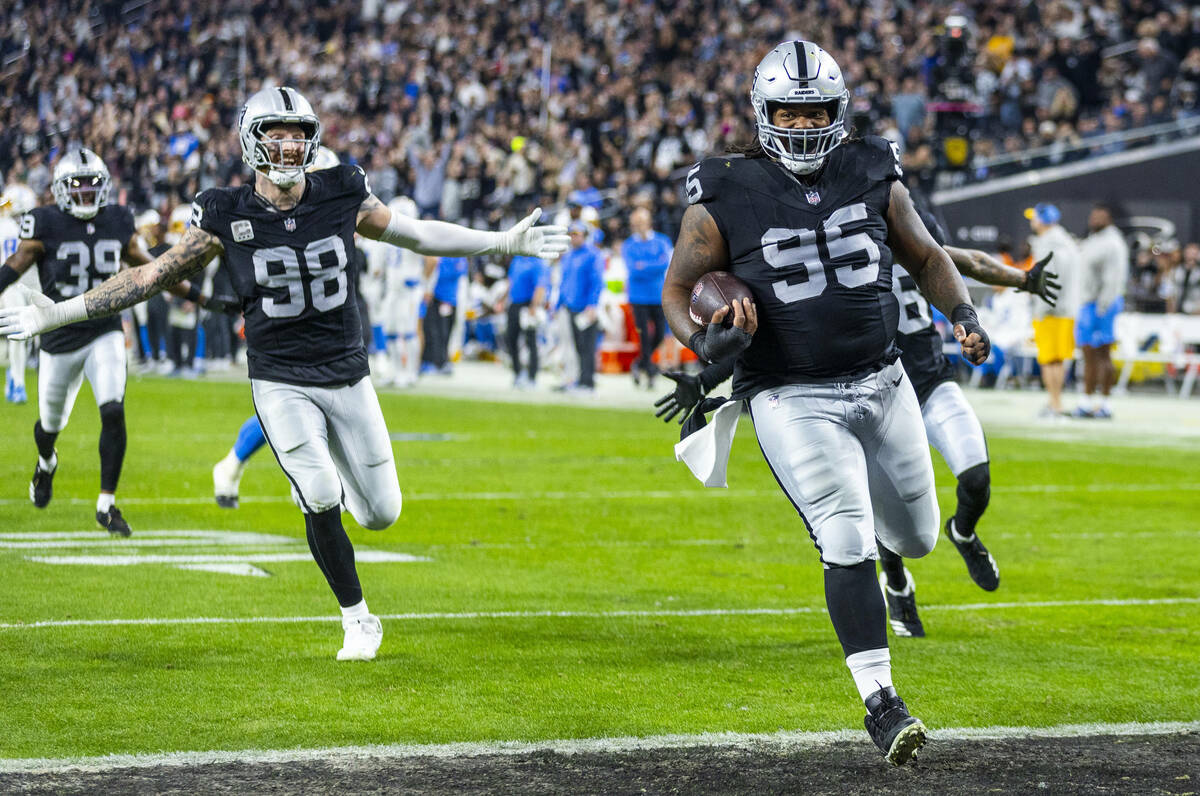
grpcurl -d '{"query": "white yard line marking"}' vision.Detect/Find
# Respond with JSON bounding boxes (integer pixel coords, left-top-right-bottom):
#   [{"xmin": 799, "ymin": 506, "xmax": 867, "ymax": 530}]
[
  {"xmin": 0, "ymin": 481, "xmax": 1197, "ymax": 507},
  {"xmin": 24, "ymin": 551, "xmax": 429, "ymax": 566},
  {"xmin": 2, "ymin": 597, "xmax": 1196, "ymax": 630},
  {"xmin": 0, "ymin": 530, "xmax": 299, "ymax": 549},
  {"xmin": 1, "ymin": 720, "xmax": 1197, "ymax": 774}
]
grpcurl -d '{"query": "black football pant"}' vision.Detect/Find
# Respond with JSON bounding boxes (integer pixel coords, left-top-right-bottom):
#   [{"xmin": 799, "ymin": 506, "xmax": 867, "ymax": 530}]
[
  {"xmin": 569, "ymin": 312, "xmax": 599, "ymax": 388},
  {"xmin": 631, "ymin": 303, "xmax": 666, "ymax": 376},
  {"xmin": 422, "ymin": 303, "xmax": 454, "ymax": 369},
  {"xmin": 506, "ymin": 302, "xmax": 538, "ymax": 381}
]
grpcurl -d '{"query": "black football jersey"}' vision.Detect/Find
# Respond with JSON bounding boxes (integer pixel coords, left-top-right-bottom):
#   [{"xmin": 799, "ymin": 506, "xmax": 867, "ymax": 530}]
[
  {"xmin": 192, "ymin": 165, "xmax": 370, "ymax": 386},
  {"xmin": 20, "ymin": 204, "xmax": 134, "ymax": 354},
  {"xmin": 685, "ymin": 136, "xmax": 902, "ymax": 396},
  {"xmin": 893, "ymin": 206, "xmax": 956, "ymax": 405}
]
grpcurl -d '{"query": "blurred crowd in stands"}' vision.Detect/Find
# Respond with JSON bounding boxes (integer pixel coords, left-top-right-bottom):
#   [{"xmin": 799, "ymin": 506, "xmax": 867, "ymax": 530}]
[
  {"xmin": 1, "ymin": 0, "xmax": 1199, "ymax": 386},
  {"xmin": 3, "ymin": 0, "xmax": 1200, "ymax": 231}
]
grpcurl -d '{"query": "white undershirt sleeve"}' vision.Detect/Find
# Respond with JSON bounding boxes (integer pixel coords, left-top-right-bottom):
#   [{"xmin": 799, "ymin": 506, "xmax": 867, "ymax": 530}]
[{"xmin": 377, "ymin": 210, "xmax": 506, "ymax": 257}]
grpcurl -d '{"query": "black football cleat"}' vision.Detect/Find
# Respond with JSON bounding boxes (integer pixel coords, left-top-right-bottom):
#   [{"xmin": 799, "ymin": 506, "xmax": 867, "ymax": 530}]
[
  {"xmin": 29, "ymin": 461, "xmax": 56, "ymax": 509},
  {"xmin": 864, "ymin": 686, "xmax": 927, "ymax": 766},
  {"xmin": 97, "ymin": 506, "xmax": 132, "ymax": 537},
  {"xmin": 879, "ymin": 570, "xmax": 925, "ymax": 638},
  {"xmin": 946, "ymin": 518, "xmax": 1000, "ymax": 591}
]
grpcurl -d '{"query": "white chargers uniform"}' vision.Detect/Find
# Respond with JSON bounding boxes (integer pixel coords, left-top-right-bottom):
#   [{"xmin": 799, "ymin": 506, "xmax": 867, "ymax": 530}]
[
  {"xmin": 1, "ymin": 216, "xmax": 42, "ymax": 387},
  {"xmin": 371, "ymin": 203, "xmax": 426, "ymax": 385}
]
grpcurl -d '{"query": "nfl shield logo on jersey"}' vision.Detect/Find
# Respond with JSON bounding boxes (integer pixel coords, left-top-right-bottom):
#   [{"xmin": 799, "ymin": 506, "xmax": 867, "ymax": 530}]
[
  {"xmin": 805, "ymin": 190, "xmax": 821, "ymax": 205},
  {"xmin": 284, "ymin": 217, "xmax": 296, "ymax": 232}
]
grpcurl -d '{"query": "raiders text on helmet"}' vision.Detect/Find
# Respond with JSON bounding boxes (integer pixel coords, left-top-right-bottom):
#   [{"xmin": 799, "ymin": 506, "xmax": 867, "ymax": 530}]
[
  {"xmin": 238, "ymin": 87, "xmax": 323, "ymax": 189},
  {"xmin": 51, "ymin": 148, "xmax": 112, "ymax": 219},
  {"xmin": 750, "ymin": 41, "xmax": 850, "ymax": 175}
]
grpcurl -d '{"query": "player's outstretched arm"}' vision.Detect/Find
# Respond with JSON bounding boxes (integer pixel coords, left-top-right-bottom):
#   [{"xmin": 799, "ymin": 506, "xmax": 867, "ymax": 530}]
[
  {"xmin": 946, "ymin": 246, "xmax": 1059, "ymax": 307},
  {"xmin": 119, "ymin": 233, "xmax": 225, "ymax": 310},
  {"xmin": 0, "ymin": 226, "xmax": 222, "ymax": 340},
  {"xmin": 356, "ymin": 195, "xmax": 568, "ymax": 259},
  {"xmin": 887, "ymin": 181, "xmax": 990, "ymax": 364}
]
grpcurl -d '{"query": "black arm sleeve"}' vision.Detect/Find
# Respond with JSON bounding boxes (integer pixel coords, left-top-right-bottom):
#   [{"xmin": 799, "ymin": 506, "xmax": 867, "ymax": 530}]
[
  {"xmin": 699, "ymin": 356, "xmax": 736, "ymax": 393},
  {"xmin": 0, "ymin": 265, "xmax": 20, "ymax": 294}
]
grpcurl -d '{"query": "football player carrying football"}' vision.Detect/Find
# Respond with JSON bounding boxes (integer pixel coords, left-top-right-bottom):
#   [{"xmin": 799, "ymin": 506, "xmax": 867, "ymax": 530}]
[
  {"xmin": 661, "ymin": 41, "xmax": 991, "ymax": 765},
  {"xmin": 0, "ymin": 87, "xmax": 568, "ymax": 661}
]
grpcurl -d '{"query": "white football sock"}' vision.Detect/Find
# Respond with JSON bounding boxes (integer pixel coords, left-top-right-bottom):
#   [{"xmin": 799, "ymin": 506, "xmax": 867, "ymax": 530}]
[
  {"xmin": 340, "ymin": 600, "xmax": 370, "ymax": 623},
  {"xmin": 949, "ymin": 517, "xmax": 975, "ymax": 543},
  {"xmin": 96, "ymin": 493, "xmax": 115, "ymax": 513},
  {"xmin": 847, "ymin": 648, "xmax": 893, "ymax": 701}
]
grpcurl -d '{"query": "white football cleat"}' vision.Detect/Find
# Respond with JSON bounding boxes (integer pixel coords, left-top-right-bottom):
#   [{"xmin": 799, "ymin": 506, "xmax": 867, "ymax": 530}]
[
  {"xmin": 212, "ymin": 453, "xmax": 244, "ymax": 509},
  {"xmin": 337, "ymin": 614, "xmax": 383, "ymax": 661}
]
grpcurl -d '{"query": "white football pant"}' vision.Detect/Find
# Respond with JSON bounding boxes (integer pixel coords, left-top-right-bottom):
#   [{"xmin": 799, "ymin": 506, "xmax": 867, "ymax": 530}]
[
  {"xmin": 382, "ymin": 283, "xmax": 422, "ymax": 383},
  {"xmin": 252, "ymin": 377, "xmax": 401, "ymax": 529},
  {"xmin": 749, "ymin": 360, "xmax": 939, "ymax": 567},
  {"xmin": 921, "ymin": 381, "xmax": 989, "ymax": 476},
  {"xmin": 2, "ymin": 268, "xmax": 40, "ymax": 389},
  {"xmin": 38, "ymin": 330, "xmax": 127, "ymax": 432}
]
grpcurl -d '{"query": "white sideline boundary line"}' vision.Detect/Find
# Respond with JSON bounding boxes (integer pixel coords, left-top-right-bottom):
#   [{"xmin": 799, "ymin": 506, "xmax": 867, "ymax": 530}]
[
  {"xmin": 0, "ymin": 481, "xmax": 1197, "ymax": 506},
  {"xmin": 2, "ymin": 720, "xmax": 1197, "ymax": 775},
  {"xmin": 2, "ymin": 596, "xmax": 1196, "ymax": 630}
]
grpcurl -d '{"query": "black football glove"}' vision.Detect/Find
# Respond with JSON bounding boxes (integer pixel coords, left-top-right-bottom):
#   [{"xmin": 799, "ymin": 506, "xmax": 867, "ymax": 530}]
[
  {"xmin": 950, "ymin": 303, "xmax": 991, "ymax": 365},
  {"xmin": 203, "ymin": 297, "xmax": 242, "ymax": 316},
  {"xmin": 1022, "ymin": 252, "xmax": 1060, "ymax": 307},
  {"xmin": 689, "ymin": 324, "xmax": 752, "ymax": 365},
  {"xmin": 654, "ymin": 371, "xmax": 705, "ymax": 424}
]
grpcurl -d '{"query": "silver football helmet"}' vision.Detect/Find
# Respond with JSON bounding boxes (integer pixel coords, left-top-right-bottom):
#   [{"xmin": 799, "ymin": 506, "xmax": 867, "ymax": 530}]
[
  {"xmin": 750, "ymin": 41, "xmax": 850, "ymax": 174},
  {"xmin": 51, "ymin": 148, "xmax": 111, "ymax": 219},
  {"xmin": 238, "ymin": 86, "xmax": 322, "ymax": 188},
  {"xmin": 308, "ymin": 145, "xmax": 340, "ymax": 172}
]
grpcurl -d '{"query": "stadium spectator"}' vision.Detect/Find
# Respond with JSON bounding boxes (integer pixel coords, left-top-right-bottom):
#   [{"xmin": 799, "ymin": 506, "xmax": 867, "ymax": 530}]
[
  {"xmin": 558, "ymin": 221, "xmax": 604, "ymax": 392},
  {"xmin": 1074, "ymin": 203, "xmax": 1129, "ymax": 419},
  {"xmin": 1026, "ymin": 203, "xmax": 1082, "ymax": 417},
  {"xmin": 622, "ymin": 206, "xmax": 672, "ymax": 389},
  {"xmin": 1164, "ymin": 242, "xmax": 1200, "ymax": 315},
  {"xmin": 504, "ymin": 254, "xmax": 550, "ymax": 388},
  {"xmin": 3, "ymin": 0, "xmax": 1199, "ymax": 219},
  {"xmin": 422, "ymin": 256, "xmax": 468, "ymax": 375}
]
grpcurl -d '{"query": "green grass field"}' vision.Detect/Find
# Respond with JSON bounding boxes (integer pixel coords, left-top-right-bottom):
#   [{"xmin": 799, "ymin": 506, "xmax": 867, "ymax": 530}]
[{"xmin": 1, "ymin": 376, "xmax": 1197, "ymax": 760}]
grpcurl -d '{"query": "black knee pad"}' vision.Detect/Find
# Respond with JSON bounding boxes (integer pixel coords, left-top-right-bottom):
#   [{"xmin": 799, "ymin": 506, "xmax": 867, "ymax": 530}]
[
  {"xmin": 99, "ymin": 400, "xmax": 126, "ymax": 429},
  {"xmin": 957, "ymin": 462, "xmax": 990, "ymax": 503}
]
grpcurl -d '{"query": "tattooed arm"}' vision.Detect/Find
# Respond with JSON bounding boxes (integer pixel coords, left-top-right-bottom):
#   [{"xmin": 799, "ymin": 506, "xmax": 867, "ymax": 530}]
[
  {"xmin": 87, "ymin": 226, "xmax": 223, "ymax": 317},
  {"xmin": 662, "ymin": 204, "xmax": 730, "ymax": 346},
  {"xmin": 0, "ymin": 227, "xmax": 223, "ymax": 340},
  {"xmin": 887, "ymin": 181, "xmax": 990, "ymax": 364},
  {"xmin": 121, "ymin": 233, "xmax": 207, "ymax": 303},
  {"xmin": 946, "ymin": 246, "xmax": 1059, "ymax": 306},
  {"xmin": 661, "ymin": 204, "xmax": 756, "ymax": 363}
]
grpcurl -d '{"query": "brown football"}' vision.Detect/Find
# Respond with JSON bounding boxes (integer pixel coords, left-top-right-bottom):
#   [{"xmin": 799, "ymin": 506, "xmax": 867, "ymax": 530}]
[{"xmin": 689, "ymin": 271, "xmax": 753, "ymax": 327}]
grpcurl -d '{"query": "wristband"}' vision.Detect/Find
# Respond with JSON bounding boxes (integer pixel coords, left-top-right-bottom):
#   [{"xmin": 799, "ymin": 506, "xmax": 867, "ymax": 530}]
[
  {"xmin": 950, "ymin": 303, "xmax": 979, "ymax": 327},
  {"xmin": 184, "ymin": 282, "xmax": 204, "ymax": 303},
  {"xmin": 0, "ymin": 265, "xmax": 20, "ymax": 294},
  {"xmin": 688, "ymin": 330, "xmax": 709, "ymax": 363}
]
